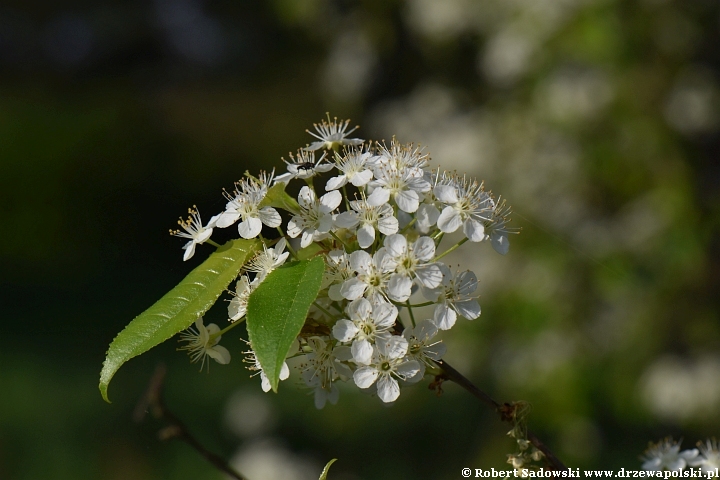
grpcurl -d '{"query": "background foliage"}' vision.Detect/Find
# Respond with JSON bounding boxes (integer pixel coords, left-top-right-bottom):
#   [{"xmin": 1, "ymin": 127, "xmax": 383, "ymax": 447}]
[{"xmin": 1, "ymin": 0, "xmax": 719, "ymax": 479}]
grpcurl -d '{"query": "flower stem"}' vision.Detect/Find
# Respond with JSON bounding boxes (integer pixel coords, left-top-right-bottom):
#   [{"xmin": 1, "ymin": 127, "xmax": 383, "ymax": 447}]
[
  {"xmin": 401, "ymin": 217, "xmax": 417, "ymax": 234},
  {"xmin": 206, "ymin": 239, "xmax": 221, "ymax": 248},
  {"xmin": 210, "ymin": 318, "xmax": 245, "ymax": 343},
  {"xmin": 312, "ymin": 301, "xmax": 338, "ymax": 321},
  {"xmin": 434, "ymin": 237, "xmax": 468, "ymax": 261},
  {"xmin": 432, "ymin": 359, "xmax": 568, "ymax": 471},
  {"xmin": 341, "ymin": 184, "xmax": 351, "ymax": 211},
  {"xmin": 277, "ymin": 228, "xmax": 298, "ymax": 260},
  {"xmin": 329, "ymin": 231, "xmax": 349, "ymax": 249},
  {"xmin": 405, "ymin": 300, "xmax": 416, "ymax": 328}
]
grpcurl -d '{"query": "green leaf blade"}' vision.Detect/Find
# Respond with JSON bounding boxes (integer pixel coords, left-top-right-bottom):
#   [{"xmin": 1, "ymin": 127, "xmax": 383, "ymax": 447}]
[
  {"xmin": 318, "ymin": 459, "xmax": 338, "ymax": 480},
  {"xmin": 99, "ymin": 238, "xmax": 261, "ymax": 403},
  {"xmin": 247, "ymin": 256, "xmax": 325, "ymax": 392}
]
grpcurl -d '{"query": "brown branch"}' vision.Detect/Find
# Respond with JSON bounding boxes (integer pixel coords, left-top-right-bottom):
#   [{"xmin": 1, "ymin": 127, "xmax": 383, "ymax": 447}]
[
  {"xmin": 432, "ymin": 359, "xmax": 568, "ymax": 471},
  {"xmin": 134, "ymin": 364, "xmax": 248, "ymax": 480}
]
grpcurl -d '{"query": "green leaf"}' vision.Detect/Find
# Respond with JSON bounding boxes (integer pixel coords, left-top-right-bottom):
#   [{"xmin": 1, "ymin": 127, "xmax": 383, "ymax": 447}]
[
  {"xmin": 318, "ymin": 459, "xmax": 337, "ymax": 480},
  {"xmin": 260, "ymin": 182, "xmax": 300, "ymax": 214},
  {"xmin": 246, "ymin": 256, "xmax": 325, "ymax": 392},
  {"xmin": 99, "ymin": 239, "xmax": 261, "ymax": 403}
]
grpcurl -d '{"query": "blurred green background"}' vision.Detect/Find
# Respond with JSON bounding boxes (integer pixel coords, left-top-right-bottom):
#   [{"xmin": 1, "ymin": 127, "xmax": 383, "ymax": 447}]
[{"xmin": 1, "ymin": 0, "xmax": 719, "ymax": 478}]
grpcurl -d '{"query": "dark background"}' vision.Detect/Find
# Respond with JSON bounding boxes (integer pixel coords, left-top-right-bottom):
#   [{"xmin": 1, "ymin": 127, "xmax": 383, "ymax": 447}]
[{"xmin": 1, "ymin": 0, "xmax": 719, "ymax": 478}]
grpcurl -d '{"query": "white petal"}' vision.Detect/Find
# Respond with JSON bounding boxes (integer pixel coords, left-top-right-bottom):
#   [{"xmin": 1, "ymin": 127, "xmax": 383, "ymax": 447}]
[
  {"xmin": 195, "ymin": 229, "xmax": 213, "ymax": 244},
  {"xmin": 372, "ymin": 302, "xmax": 398, "ymax": 328},
  {"xmin": 415, "ymin": 319, "xmax": 438, "ymax": 340},
  {"xmin": 437, "ymin": 207, "xmax": 462, "ymax": 233},
  {"xmin": 182, "ymin": 241, "xmax": 196, "ymax": 261},
  {"xmin": 434, "ymin": 304, "xmax": 457, "ymax": 330},
  {"xmin": 259, "ymin": 207, "xmax": 282, "ymax": 228},
  {"xmin": 396, "ymin": 360, "xmax": 421, "ymax": 380},
  {"xmin": 279, "ymin": 362, "xmax": 290, "ymax": 380},
  {"xmin": 357, "ymin": 223, "xmax": 376, "ymax": 248},
  {"xmin": 416, "ymin": 203, "xmax": 440, "ymax": 232},
  {"xmin": 300, "ymin": 230, "xmax": 314, "ymax": 248},
  {"xmin": 260, "ymin": 372, "xmax": 271, "ymax": 392},
  {"xmin": 491, "ymin": 232, "xmax": 510, "ymax": 255},
  {"xmin": 415, "ymin": 264, "xmax": 444, "ymax": 289},
  {"xmin": 366, "ymin": 187, "xmax": 390, "ymax": 207},
  {"xmin": 335, "ymin": 211, "xmax": 359, "ymax": 229},
  {"xmin": 376, "ymin": 376, "xmax": 400, "ymax": 403},
  {"xmin": 350, "ymin": 169, "xmax": 373, "ymax": 186},
  {"xmin": 298, "ymin": 186, "xmax": 316, "ymax": 209},
  {"xmin": 353, "ymin": 366, "xmax": 379, "ymax": 389},
  {"xmin": 315, "ymin": 163, "xmax": 334, "ymax": 173},
  {"xmin": 384, "ymin": 234, "xmax": 407, "ymax": 258},
  {"xmin": 377, "ymin": 214, "xmax": 399, "ymax": 235},
  {"xmin": 412, "ymin": 236, "xmax": 436, "ymax": 261},
  {"xmin": 320, "ymin": 190, "xmax": 342, "ymax": 211},
  {"xmin": 433, "ymin": 184, "xmax": 458, "ymax": 203},
  {"xmin": 351, "ymin": 339, "xmax": 374, "ymax": 365},
  {"xmin": 395, "ymin": 190, "xmax": 419, "ymax": 213},
  {"xmin": 349, "ymin": 250, "xmax": 372, "ymax": 273},
  {"xmin": 455, "ymin": 299, "xmax": 481, "ymax": 320},
  {"xmin": 286, "ymin": 217, "xmax": 303, "ymax": 238},
  {"xmin": 378, "ymin": 335, "xmax": 408, "ymax": 359},
  {"xmin": 238, "ymin": 217, "xmax": 262, "ymax": 239},
  {"xmin": 340, "ymin": 277, "xmax": 366, "ymax": 300},
  {"xmin": 274, "ymin": 172, "xmax": 294, "ymax": 184},
  {"xmin": 387, "ymin": 274, "xmax": 412, "ymax": 302},
  {"xmin": 328, "ymin": 284, "xmax": 344, "ymax": 301},
  {"xmin": 206, "ymin": 345, "xmax": 231, "ymax": 365},
  {"xmin": 325, "ymin": 175, "xmax": 347, "ymax": 191},
  {"xmin": 349, "ymin": 297, "xmax": 372, "ymax": 320},
  {"xmin": 333, "ymin": 319, "xmax": 359, "ymax": 342},
  {"xmin": 456, "ymin": 271, "xmax": 479, "ymax": 295},
  {"xmin": 463, "ymin": 218, "xmax": 485, "ymax": 242},
  {"xmin": 215, "ymin": 210, "xmax": 240, "ymax": 228}
]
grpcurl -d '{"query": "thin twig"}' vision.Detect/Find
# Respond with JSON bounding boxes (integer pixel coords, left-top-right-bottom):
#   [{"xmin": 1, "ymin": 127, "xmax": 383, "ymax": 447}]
[
  {"xmin": 134, "ymin": 364, "xmax": 248, "ymax": 480},
  {"xmin": 432, "ymin": 359, "xmax": 568, "ymax": 471}
]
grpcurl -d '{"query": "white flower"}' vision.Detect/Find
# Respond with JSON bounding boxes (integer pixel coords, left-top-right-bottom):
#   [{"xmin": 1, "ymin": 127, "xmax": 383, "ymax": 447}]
[
  {"xmin": 334, "ymin": 197, "xmax": 398, "ymax": 248},
  {"xmin": 228, "ymin": 275, "xmax": 257, "ymax": 322},
  {"xmin": 304, "ymin": 116, "xmax": 363, "ymax": 151},
  {"xmin": 690, "ymin": 439, "xmax": 720, "ymax": 472},
  {"xmin": 371, "ymin": 139, "xmax": 429, "ymax": 175},
  {"xmin": 287, "ymin": 186, "xmax": 342, "ymax": 248},
  {"xmin": 322, "ymin": 249, "xmax": 353, "ymax": 301},
  {"xmin": 275, "ymin": 150, "xmax": 333, "ymax": 184},
  {"xmin": 170, "ymin": 206, "xmax": 219, "ymax": 261},
  {"xmin": 485, "ymin": 197, "xmax": 516, "ymax": 255},
  {"xmin": 216, "ymin": 173, "xmax": 281, "ymax": 239},
  {"xmin": 332, "ymin": 298, "xmax": 397, "ymax": 365},
  {"xmin": 435, "ymin": 174, "xmax": 494, "ymax": 242},
  {"xmin": 422, "ymin": 266, "xmax": 481, "ymax": 330},
  {"xmin": 245, "ymin": 238, "xmax": 290, "ymax": 282},
  {"xmin": 340, "ymin": 248, "xmax": 399, "ymax": 303},
  {"xmin": 300, "ymin": 336, "xmax": 353, "ymax": 409},
  {"xmin": 641, "ymin": 438, "xmax": 699, "ymax": 471},
  {"xmin": 243, "ymin": 346, "xmax": 290, "ymax": 393},
  {"xmin": 366, "ymin": 164, "xmax": 431, "ymax": 214},
  {"xmin": 178, "ymin": 317, "xmax": 231, "ymax": 370},
  {"xmin": 325, "ymin": 146, "xmax": 374, "ymax": 191},
  {"xmin": 352, "ymin": 335, "xmax": 421, "ymax": 403},
  {"xmin": 383, "ymin": 234, "xmax": 444, "ymax": 301},
  {"xmin": 402, "ymin": 319, "xmax": 446, "ymax": 379}
]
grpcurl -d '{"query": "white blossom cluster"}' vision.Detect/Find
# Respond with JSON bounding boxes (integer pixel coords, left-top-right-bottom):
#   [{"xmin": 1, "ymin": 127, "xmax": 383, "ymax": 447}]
[
  {"xmin": 641, "ymin": 438, "xmax": 720, "ymax": 473},
  {"xmin": 174, "ymin": 115, "xmax": 516, "ymax": 407}
]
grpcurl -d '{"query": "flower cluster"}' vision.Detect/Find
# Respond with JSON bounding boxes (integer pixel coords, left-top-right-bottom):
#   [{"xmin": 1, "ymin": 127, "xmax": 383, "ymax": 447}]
[
  {"xmin": 641, "ymin": 438, "xmax": 720, "ymax": 473},
  {"xmin": 173, "ymin": 115, "xmax": 516, "ymax": 407}
]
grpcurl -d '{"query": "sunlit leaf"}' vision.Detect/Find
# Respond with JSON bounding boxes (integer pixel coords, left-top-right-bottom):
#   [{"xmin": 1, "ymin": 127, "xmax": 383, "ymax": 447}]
[
  {"xmin": 246, "ymin": 256, "xmax": 325, "ymax": 392},
  {"xmin": 99, "ymin": 239, "xmax": 261, "ymax": 402}
]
